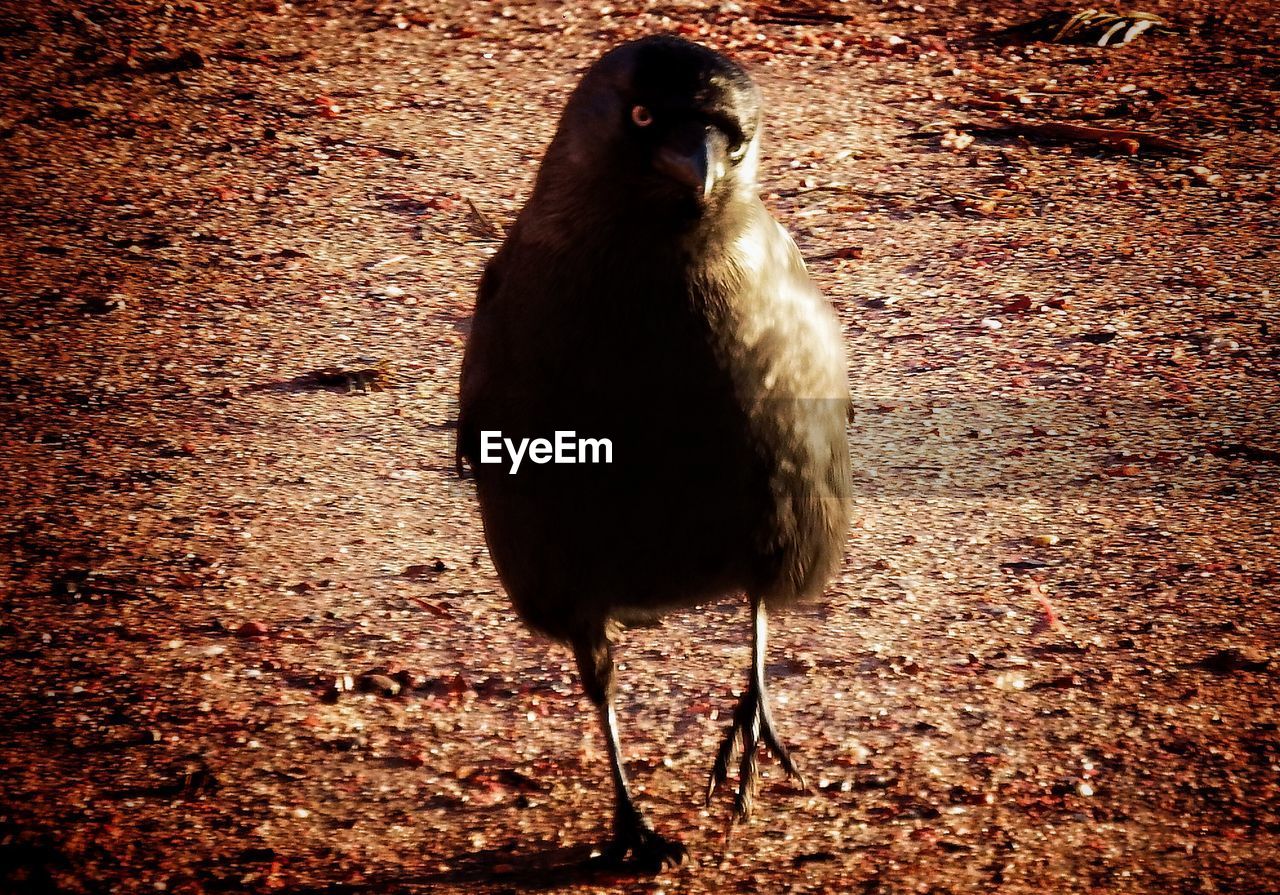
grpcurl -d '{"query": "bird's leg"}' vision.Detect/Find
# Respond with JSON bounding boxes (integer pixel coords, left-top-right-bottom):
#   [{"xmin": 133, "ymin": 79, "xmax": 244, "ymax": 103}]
[
  {"xmin": 706, "ymin": 595, "xmax": 807, "ymax": 823},
  {"xmin": 572, "ymin": 632, "xmax": 688, "ymax": 872}
]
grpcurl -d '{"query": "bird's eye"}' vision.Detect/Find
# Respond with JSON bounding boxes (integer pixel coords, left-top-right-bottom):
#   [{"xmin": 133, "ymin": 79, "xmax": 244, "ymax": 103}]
[
  {"xmin": 630, "ymin": 105, "xmax": 654, "ymax": 127},
  {"xmin": 729, "ymin": 142, "xmax": 748, "ymax": 162}
]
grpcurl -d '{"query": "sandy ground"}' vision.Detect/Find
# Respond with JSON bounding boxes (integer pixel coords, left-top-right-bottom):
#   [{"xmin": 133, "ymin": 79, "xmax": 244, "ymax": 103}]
[{"xmin": 2, "ymin": 1, "xmax": 1279, "ymax": 892}]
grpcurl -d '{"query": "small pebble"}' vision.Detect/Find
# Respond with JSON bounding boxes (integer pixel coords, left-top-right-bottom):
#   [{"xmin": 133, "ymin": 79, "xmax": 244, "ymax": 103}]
[
  {"xmin": 1188, "ymin": 165, "xmax": 1221, "ymax": 186},
  {"xmin": 235, "ymin": 621, "xmax": 269, "ymax": 638},
  {"xmin": 358, "ymin": 673, "xmax": 402, "ymax": 697}
]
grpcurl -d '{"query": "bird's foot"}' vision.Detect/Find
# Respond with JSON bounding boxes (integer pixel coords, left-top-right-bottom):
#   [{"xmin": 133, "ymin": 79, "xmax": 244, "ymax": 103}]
[
  {"xmin": 591, "ymin": 806, "xmax": 688, "ymax": 873},
  {"xmin": 706, "ymin": 682, "xmax": 807, "ymax": 821}
]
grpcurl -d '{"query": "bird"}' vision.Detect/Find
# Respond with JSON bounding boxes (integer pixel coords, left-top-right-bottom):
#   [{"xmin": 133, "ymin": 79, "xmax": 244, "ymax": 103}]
[{"xmin": 457, "ymin": 34, "xmax": 851, "ymax": 870}]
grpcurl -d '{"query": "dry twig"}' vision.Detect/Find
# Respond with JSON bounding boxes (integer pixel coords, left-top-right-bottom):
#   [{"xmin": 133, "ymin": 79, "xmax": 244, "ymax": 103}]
[{"xmin": 970, "ymin": 117, "xmax": 1199, "ymax": 155}]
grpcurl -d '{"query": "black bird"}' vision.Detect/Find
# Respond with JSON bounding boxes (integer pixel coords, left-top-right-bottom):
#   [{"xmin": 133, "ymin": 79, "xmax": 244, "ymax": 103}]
[{"xmin": 457, "ymin": 35, "xmax": 851, "ymax": 869}]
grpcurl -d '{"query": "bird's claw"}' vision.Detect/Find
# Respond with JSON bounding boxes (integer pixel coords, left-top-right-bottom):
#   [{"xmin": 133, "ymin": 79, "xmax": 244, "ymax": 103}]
[
  {"xmin": 706, "ymin": 683, "xmax": 806, "ymax": 822},
  {"xmin": 591, "ymin": 808, "xmax": 688, "ymax": 873}
]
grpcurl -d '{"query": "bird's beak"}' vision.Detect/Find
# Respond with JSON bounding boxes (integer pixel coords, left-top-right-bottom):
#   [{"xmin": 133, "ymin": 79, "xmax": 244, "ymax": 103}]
[{"xmin": 654, "ymin": 126, "xmax": 728, "ymax": 201}]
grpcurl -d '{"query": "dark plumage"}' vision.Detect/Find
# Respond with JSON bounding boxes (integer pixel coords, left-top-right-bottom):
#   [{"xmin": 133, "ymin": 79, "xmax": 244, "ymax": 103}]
[{"xmin": 458, "ymin": 35, "xmax": 851, "ymax": 869}]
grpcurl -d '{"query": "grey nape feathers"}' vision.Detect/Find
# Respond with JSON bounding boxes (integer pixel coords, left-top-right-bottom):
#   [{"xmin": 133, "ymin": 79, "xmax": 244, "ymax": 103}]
[{"xmin": 458, "ymin": 35, "xmax": 851, "ymax": 871}]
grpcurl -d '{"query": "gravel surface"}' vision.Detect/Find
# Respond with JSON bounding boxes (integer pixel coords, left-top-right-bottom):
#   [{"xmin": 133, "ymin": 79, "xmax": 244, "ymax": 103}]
[{"xmin": 2, "ymin": 1, "xmax": 1278, "ymax": 892}]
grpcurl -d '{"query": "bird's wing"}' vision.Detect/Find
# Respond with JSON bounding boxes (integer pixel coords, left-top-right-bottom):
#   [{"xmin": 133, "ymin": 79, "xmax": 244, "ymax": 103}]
[
  {"xmin": 735, "ymin": 212, "xmax": 852, "ymax": 596},
  {"xmin": 732, "ymin": 208, "xmax": 849, "ymax": 404},
  {"xmin": 456, "ymin": 246, "xmax": 507, "ymax": 477}
]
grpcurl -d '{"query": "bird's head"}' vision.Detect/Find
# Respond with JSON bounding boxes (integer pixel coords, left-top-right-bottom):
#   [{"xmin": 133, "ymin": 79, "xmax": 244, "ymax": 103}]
[{"xmin": 538, "ymin": 36, "xmax": 763, "ymax": 225}]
